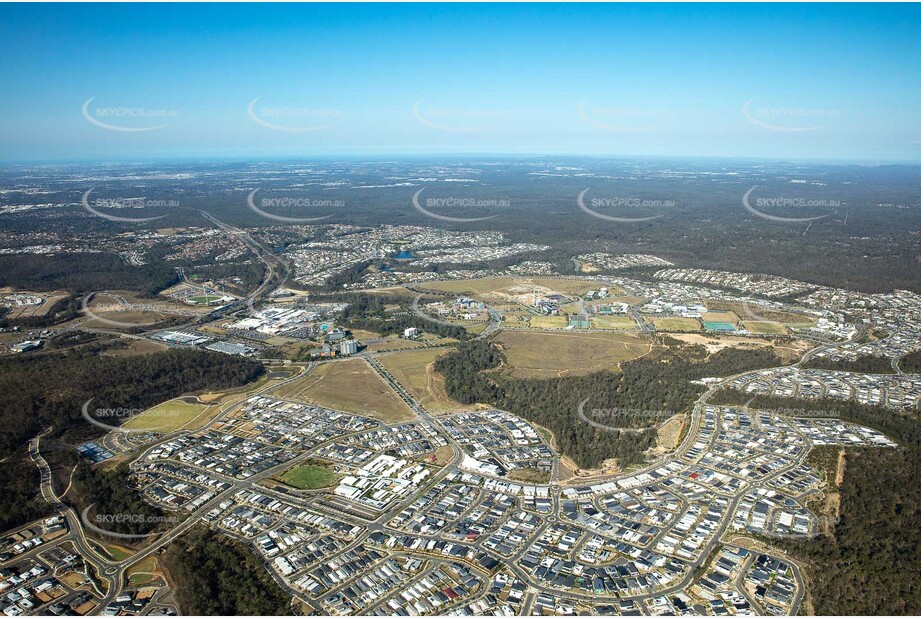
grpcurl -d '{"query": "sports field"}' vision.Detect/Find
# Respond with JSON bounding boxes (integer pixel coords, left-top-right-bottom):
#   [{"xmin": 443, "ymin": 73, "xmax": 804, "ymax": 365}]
[
  {"xmin": 122, "ymin": 400, "xmax": 211, "ymax": 433},
  {"xmin": 648, "ymin": 317, "xmax": 702, "ymax": 332},
  {"xmin": 494, "ymin": 330, "xmax": 654, "ymax": 379},
  {"xmin": 275, "ymin": 358, "xmax": 415, "ymax": 422},
  {"xmin": 277, "ymin": 463, "xmax": 337, "ymax": 489},
  {"xmin": 590, "ymin": 315, "xmax": 636, "ymax": 329}
]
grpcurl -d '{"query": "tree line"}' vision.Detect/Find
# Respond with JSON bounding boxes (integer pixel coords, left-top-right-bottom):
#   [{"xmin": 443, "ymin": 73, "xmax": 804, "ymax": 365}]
[
  {"xmin": 0, "ymin": 253, "xmax": 178, "ymax": 296},
  {"xmin": 435, "ymin": 339, "xmax": 786, "ymax": 469},
  {"xmin": 712, "ymin": 389, "xmax": 921, "ymax": 614},
  {"xmin": 164, "ymin": 525, "xmax": 291, "ymax": 615},
  {"xmin": 0, "ymin": 347, "xmax": 264, "ymax": 531},
  {"xmin": 70, "ymin": 462, "xmax": 167, "ymax": 537}
]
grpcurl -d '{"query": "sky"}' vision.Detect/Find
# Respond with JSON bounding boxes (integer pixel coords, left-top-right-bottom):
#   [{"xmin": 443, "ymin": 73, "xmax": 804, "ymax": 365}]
[{"xmin": 0, "ymin": 3, "xmax": 919, "ymax": 163}]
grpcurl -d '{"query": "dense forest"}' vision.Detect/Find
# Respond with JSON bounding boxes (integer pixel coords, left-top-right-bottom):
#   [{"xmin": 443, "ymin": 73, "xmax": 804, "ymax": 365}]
[
  {"xmin": 435, "ymin": 339, "xmax": 787, "ymax": 468},
  {"xmin": 901, "ymin": 349, "xmax": 921, "ymax": 373},
  {"xmin": 0, "ymin": 454, "xmax": 43, "ymax": 532},
  {"xmin": 0, "ymin": 254, "xmax": 178, "ymax": 296},
  {"xmin": 165, "ymin": 525, "xmax": 292, "ymax": 615},
  {"xmin": 70, "ymin": 462, "xmax": 168, "ymax": 537},
  {"xmin": 336, "ymin": 292, "xmax": 470, "ymax": 340},
  {"xmin": 0, "ymin": 347, "xmax": 264, "ymax": 459},
  {"xmin": 782, "ymin": 446, "xmax": 921, "ymax": 614},
  {"xmin": 0, "ymin": 347, "xmax": 264, "ymax": 531},
  {"xmin": 712, "ymin": 389, "xmax": 921, "ymax": 614}
]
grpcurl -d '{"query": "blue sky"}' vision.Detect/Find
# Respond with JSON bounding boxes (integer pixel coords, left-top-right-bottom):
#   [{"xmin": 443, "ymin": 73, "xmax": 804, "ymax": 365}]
[{"xmin": 0, "ymin": 3, "xmax": 918, "ymax": 162}]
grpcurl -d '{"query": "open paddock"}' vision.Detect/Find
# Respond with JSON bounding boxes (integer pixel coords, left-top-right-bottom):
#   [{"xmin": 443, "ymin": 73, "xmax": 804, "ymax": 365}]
[
  {"xmin": 274, "ymin": 358, "xmax": 415, "ymax": 422},
  {"xmin": 493, "ymin": 329, "xmax": 654, "ymax": 379}
]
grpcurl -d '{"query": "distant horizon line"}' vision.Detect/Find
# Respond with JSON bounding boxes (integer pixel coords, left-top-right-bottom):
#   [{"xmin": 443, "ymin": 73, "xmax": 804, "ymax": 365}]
[{"xmin": 2, "ymin": 152, "xmax": 920, "ymax": 167}]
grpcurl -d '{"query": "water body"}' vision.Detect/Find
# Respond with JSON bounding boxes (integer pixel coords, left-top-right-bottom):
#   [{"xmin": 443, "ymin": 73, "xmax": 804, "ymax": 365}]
[{"xmin": 394, "ymin": 250, "xmax": 415, "ymax": 259}]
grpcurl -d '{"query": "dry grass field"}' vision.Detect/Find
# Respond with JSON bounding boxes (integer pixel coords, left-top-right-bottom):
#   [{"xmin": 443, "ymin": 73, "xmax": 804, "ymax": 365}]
[
  {"xmin": 590, "ymin": 315, "xmax": 636, "ymax": 329},
  {"xmin": 742, "ymin": 321, "xmax": 789, "ymax": 335},
  {"xmin": 493, "ymin": 330, "xmax": 654, "ymax": 379},
  {"xmin": 122, "ymin": 400, "xmax": 212, "ymax": 433},
  {"xmin": 528, "ymin": 315, "xmax": 569, "ymax": 329},
  {"xmin": 418, "ymin": 276, "xmax": 618, "ymax": 300},
  {"xmin": 101, "ymin": 339, "xmax": 169, "ymax": 357},
  {"xmin": 275, "ymin": 358, "xmax": 415, "ymax": 422},
  {"xmin": 700, "ymin": 310, "xmax": 740, "ymax": 325},
  {"xmin": 648, "ymin": 317, "xmax": 702, "ymax": 332},
  {"xmin": 378, "ymin": 347, "xmax": 474, "ymax": 413},
  {"xmin": 706, "ymin": 300, "xmax": 817, "ymax": 326},
  {"xmin": 668, "ymin": 333, "xmax": 811, "ymax": 363}
]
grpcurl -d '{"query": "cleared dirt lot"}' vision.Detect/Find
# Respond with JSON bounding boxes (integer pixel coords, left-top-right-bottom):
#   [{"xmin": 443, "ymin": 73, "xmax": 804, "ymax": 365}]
[{"xmin": 669, "ymin": 333, "xmax": 811, "ymax": 363}]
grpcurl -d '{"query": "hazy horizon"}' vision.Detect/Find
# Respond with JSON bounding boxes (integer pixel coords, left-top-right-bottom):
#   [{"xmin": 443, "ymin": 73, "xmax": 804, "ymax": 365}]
[{"xmin": 2, "ymin": 3, "xmax": 919, "ymax": 163}]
